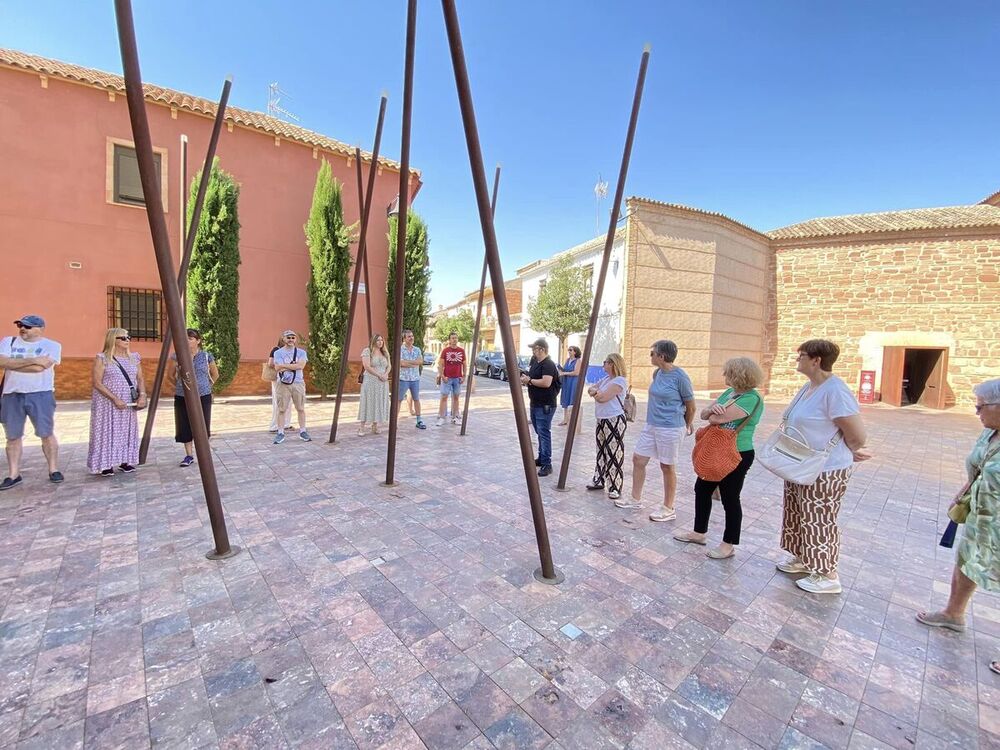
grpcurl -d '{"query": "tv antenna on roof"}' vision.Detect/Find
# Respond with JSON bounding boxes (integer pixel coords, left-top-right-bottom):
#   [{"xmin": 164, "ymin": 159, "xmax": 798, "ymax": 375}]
[
  {"xmin": 594, "ymin": 174, "xmax": 609, "ymax": 234},
  {"xmin": 267, "ymin": 82, "xmax": 299, "ymax": 122}
]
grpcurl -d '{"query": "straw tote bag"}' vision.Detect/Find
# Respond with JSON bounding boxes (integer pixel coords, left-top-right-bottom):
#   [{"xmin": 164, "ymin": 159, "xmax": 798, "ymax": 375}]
[
  {"xmin": 691, "ymin": 394, "xmax": 762, "ymax": 482},
  {"xmin": 758, "ymin": 388, "xmax": 843, "ymax": 485}
]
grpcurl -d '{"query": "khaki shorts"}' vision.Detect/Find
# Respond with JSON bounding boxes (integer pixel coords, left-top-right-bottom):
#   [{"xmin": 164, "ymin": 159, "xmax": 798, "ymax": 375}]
[{"xmin": 276, "ymin": 382, "xmax": 306, "ymax": 413}]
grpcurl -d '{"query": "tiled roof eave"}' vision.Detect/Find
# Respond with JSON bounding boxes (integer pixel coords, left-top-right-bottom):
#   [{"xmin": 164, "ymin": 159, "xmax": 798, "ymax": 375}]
[
  {"xmin": 770, "ymin": 223, "xmax": 1000, "ymax": 249},
  {"xmin": 0, "ymin": 50, "xmax": 416, "ymax": 176}
]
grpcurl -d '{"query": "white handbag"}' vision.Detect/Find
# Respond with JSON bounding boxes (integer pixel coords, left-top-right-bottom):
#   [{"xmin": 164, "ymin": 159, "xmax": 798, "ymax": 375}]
[{"xmin": 758, "ymin": 388, "xmax": 843, "ymax": 485}]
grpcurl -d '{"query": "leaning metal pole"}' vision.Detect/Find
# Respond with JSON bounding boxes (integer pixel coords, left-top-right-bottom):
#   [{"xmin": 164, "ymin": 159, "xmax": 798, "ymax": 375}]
[
  {"xmin": 459, "ymin": 164, "xmax": 500, "ymax": 436},
  {"xmin": 557, "ymin": 45, "xmax": 650, "ymax": 490},
  {"xmin": 354, "ymin": 148, "xmax": 375, "ymax": 340},
  {"xmin": 328, "ymin": 95, "xmax": 388, "ymax": 443},
  {"xmin": 384, "ymin": 0, "xmax": 416, "ymax": 487},
  {"xmin": 180, "ymin": 133, "xmax": 188, "ymax": 312},
  {"xmin": 115, "ymin": 0, "xmax": 238, "ymax": 559},
  {"xmin": 442, "ymin": 0, "xmax": 562, "ymax": 583},
  {"xmin": 138, "ymin": 78, "xmax": 232, "ymax": 465}
]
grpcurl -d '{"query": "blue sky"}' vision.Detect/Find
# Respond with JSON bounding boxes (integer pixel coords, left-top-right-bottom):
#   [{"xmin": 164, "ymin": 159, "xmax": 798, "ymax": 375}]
[{"xmin": 4, "ymin": 1, "xmax": 999, "ymax": 308}]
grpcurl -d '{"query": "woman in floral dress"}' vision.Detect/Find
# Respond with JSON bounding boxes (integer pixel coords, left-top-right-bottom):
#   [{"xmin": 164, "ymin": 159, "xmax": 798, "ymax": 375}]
[
  {"xmin": 357, "ymin": 333, "xmax": 391, "ymax": 435},
  {"xmin": 87, "ymin": 328, "xmax": 146, "ymax": 476}
]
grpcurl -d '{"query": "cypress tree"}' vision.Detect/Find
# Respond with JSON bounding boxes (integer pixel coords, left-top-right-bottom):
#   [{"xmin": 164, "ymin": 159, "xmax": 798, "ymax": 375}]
[
  {"xmin": 185, "ymin": 157, "xmax": 241, "ymax": 391},
  {"xmin": 305, "ymin": 160, "xmax": 352, "ymax": 397},
  {"xmin": 386, "ymin": 212, "xmax": 431, "ymax": 354}
]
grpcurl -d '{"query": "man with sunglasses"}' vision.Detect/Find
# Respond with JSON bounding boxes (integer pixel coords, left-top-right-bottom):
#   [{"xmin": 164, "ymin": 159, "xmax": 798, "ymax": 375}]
[
  {"xmin": 0, "ymin": 315, "xmax": 63, "ymax": 490},
  {"xmin": 270, "ymin": 330, "xmax": 310, "ymax": 444}
]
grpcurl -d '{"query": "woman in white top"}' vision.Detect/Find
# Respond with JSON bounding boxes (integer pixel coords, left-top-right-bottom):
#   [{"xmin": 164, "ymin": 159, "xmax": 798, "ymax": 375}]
[
  {"xmin": 775, "ymin": 339, "xmax": 871, "ymax": 595},
  {"xmin": 585, "ymin": 353, "xmax": 629, "ymax": 501}
]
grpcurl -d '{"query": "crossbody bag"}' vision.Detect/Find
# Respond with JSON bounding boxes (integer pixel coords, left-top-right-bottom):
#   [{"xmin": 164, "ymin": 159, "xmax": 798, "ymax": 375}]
[{"xmin": 112, "ymin": 355, "xmax": 141, "ymax": 407}]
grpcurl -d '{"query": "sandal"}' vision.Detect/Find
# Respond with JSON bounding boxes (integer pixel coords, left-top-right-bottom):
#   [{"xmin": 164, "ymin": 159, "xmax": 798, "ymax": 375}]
[
  {"xmin": 357, "ymin": 425, "xmax": 367, "ymax": 436},
  {"xmin": 915, "ymin": 610, "xmax": 967, "ymax": 633},
  {"xmin": 990, "ymin": 660, "xmax": 1000, "ymax": 676},
  {"xmin": 672, "ymin": 531, "xmax": 706, "ymax": 545},
  {"xmin": 706, "ymin": 545, "xmax": 735, "ymax": 559}
]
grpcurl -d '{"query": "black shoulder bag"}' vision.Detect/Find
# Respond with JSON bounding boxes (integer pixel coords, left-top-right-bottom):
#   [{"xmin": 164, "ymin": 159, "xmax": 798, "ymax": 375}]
[
  {"xmin": 112, "ymin": 356, "xmax": 141, "ymax": 406},
  {"xmin": 279, "ymin": 348, "xmax": 298, "ymax": 385}
]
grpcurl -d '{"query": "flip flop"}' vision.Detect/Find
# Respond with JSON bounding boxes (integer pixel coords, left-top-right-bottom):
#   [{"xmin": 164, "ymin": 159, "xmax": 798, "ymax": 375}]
[
  {"xmin": 991, "ymin": 660, "xmax": 1000, "ymax": 676},
  {"xmin": 915, "ymin": 611, "xmax": 967, "ymax": 633},
  {"xmin": 672, "ymin": 532, "xmax": 706, "ymax": 545}
]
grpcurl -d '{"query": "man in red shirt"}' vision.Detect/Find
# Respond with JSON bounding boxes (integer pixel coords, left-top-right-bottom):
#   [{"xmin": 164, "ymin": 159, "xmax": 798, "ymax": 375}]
[{"xmin": 436, "ymin": 331, "xmax": 466, "ymax": 426}]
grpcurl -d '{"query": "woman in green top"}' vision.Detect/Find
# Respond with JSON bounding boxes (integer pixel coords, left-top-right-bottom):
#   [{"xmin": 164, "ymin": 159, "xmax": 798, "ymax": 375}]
[
  {"xmin": 674, "ymin": 357, "xmax": 764, "ymax": 559},
  {"xmin": 917, "ymin": 378, "xmax": 1000, "ymax": 675}
]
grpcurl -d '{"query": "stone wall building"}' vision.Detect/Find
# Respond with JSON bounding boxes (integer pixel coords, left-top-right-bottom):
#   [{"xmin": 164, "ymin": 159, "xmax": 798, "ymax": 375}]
[{"xmin": 443, "ymin": 193, "xmax": 998, "ymax": 408}]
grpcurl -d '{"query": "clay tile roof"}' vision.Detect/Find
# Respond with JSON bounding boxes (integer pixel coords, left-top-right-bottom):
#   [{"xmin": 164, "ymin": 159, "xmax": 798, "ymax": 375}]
[
  {"xmin": 0, "ymin": 48, "xmax": 409, "ymax": 173},
  {"xmin": 626, "ymin": 196, "xmax": 770, "ymax": 240},
  {"xmin": 767, "ymin": 204, "xmax": 1000, "ymax": 241},
  {"xmin": 980, "ymin": 188, "xmax": 1000, "ymax": 207}
]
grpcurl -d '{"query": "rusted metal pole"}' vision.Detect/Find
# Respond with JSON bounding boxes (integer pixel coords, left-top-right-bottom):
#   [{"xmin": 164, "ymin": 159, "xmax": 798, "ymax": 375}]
[
  {"xmin": 459, "ymin": 164, "xmax": 500, "ymax": 436},
  {"xmin": 115, "ymin": 0, "xmax": 238, "ymax": 559},
  {"xmin": 328, "ymin": 95, "xmax": 388, "ymax": 443},
  {"xmin": 442, "ymin": 0, "xmax": 562, "ymax": 583},
  {"xmin": 354, "ymin": 148, "xmax": 374, "ymax": 339},
  {"xmin": 557, "ymin": 45, "xmax": 650, "ymax": 490},
  {"xmin": 384, "ymin": 0, "xmax": 417, "ymax": 487},
  {"xmin": 180, "ymin": 133, "xmax": 188, "ymax": 312},
  {"xmin": 138, "ymin": 78, "xmax": 232, "ymax": 465}
]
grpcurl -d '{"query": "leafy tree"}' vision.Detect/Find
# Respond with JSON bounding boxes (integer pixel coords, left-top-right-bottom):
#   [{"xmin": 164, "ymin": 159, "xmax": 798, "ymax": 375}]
[
  {"xmin": 433, "ymin": 308, "xmax": 475, "ymax": 346},
  {"xmin": 526, "ymin": 256, "xmax": 591, "ymax": 361},
  {"xmin": 386, "ymin": 212, "xmax": 431, "ymax": 354},
  {"xmin": 185, "ymin": 157, "xmax": 241, "ymax": 391},
  {"xmin": 304, "ymin": 160, "xmax": 353, "ymax": 397}
]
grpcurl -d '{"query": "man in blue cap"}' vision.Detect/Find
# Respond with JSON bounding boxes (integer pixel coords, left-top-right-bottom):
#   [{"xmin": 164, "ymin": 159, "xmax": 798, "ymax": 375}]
[{"xmin": 0, "ymin": 315, "xmax": 63, "ymax": 490}]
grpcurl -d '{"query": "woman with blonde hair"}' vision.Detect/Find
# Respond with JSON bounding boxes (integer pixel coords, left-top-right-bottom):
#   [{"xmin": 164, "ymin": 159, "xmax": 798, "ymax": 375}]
[
  {"xmin": 357, "ymin": 333, "xmax": 391, "ymax": 435},
  {"xmin": 586, "ymin": 353, "xmax": 629, "ymax": 500},
  {"xmin": 87, "ymin": 328, "xmax": 146, "ymax": 476},
  {"xmin": 674, "ymin": 357, "xmax": 764, "ymax": 559}
]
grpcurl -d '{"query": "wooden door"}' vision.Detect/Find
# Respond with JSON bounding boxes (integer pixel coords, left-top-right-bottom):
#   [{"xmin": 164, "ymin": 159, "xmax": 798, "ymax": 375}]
[
  {"xmin": 880, "ymin": 347, "xmax": 905, "ymax": 406},
  {"xmin": 918, "ymin": 348, "xmax": 949, "ymax": 409}
]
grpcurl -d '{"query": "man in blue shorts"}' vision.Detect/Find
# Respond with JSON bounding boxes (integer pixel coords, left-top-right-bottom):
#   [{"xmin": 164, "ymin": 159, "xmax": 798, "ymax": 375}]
[
  {"xmin": 436, "ymin": 331, "xmax": 466, "ymax": 426},
  {"xmin": 398, "ymin": 329, "xmax": 426, "ymax": 429},
  {"xmin": 0, "ymin": 315, "xmax": 64, "ymax": 490}
]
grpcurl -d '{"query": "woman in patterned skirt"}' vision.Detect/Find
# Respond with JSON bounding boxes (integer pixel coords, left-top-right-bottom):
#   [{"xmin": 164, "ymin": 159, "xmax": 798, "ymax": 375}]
[
  {"xmin": 916, "ymin": 378, "xmax": 1000, "ymax": 675},
  {"xmin": 586, "ymin": 353, "xmax": 629, "ymax": 501},
  {"xmin": 357, "ymin": 333, "xmax": 391, "ymax": 435},
  {"xmin": 774, "ymin": 339, "xmax": 871, "ymax": 594},
  {"xmin": 87, "ymin": 328, "xmax": 146, "ymax": 476}
]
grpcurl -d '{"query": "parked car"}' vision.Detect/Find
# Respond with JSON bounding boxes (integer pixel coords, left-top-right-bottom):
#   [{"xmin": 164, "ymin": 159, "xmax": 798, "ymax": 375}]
[
  {"xmin": 423, "ymin": 351, "xmax": 436, "ymax": 366},
  {"xmin": 474, "ymin": 351, "xmax": 506, "ymax": 378},
  {"xmin": 497, "ymin": 354, "xmax": 532, "ymax": 382}
]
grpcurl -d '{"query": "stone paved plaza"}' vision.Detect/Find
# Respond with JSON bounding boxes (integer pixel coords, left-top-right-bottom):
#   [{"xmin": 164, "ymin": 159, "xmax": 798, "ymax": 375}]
[{"xmin": 1, "ymin": 373, "xmax": 998, "ymax": 749}]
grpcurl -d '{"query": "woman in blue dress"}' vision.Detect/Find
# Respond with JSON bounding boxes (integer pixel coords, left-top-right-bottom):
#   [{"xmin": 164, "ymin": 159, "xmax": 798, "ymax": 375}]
[{"xmin": 558, "ymin": 345, "xmax": 582, "ymax": 426}]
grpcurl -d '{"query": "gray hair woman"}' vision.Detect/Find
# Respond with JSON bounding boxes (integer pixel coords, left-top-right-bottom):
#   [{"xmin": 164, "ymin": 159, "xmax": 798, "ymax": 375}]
[
  {"xmin": 917, "ymin": 378, "xmax": 1000, "ymax": 675},
  {"xmin": 619, "ymin": 339, "xmax": 695, "ymax": 522}
]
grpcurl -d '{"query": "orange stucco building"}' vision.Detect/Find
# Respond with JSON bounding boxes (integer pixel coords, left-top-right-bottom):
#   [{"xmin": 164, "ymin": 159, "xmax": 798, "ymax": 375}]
[{"xmin": 0, "ymin": 49, "xmax": 420, "ymax": 398}]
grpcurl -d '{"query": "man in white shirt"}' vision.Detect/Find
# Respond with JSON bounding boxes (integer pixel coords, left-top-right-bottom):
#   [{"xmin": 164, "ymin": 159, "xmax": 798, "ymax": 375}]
[{"xmin": 0, "ymin": 315, "xmax": 63, "ymax": 490}]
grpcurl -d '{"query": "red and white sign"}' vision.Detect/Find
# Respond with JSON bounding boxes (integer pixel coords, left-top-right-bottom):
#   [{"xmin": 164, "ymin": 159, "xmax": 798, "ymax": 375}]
[{"xmin": 858, "ymin": 370, "xmax": 876, "ymax": 404}]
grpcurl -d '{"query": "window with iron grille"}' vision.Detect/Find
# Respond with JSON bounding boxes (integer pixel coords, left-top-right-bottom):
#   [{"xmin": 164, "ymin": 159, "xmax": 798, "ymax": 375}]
[
  {"xmin": 113, "ymin": 145, "xmax": 161, "ymax": 206},
  {"xmin": 107, "ymin": 287, "xmax": 164, "ymax": 341}
]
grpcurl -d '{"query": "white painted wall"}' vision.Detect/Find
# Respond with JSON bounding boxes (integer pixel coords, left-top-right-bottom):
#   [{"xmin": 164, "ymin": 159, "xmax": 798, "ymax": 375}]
[{"xmin": 519, "ymin": 237, "xmax": 626, "ymax": 367}]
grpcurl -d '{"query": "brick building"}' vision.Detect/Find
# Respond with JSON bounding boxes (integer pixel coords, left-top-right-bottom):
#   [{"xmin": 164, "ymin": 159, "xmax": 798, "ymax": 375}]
[
  {"xmin": 0, "ymin": 49, "xmax": 420, "ymax": 398},
  {"xmin": 447, "ymin": 194, "xmax": 998, "ymax": 408}
]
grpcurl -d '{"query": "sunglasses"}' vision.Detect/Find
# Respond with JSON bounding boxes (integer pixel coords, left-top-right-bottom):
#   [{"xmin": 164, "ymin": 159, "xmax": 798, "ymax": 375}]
[
  {"xmin": 16, "ymin": 324, "xmax": 33, "ymax": 330},
  {"xmin": 976, "ymin": 403, "xmax": 998, "ymax": 414},
  {"xmin": 116, "ymin": 336, "xmax": 131, "ymax": 341}
]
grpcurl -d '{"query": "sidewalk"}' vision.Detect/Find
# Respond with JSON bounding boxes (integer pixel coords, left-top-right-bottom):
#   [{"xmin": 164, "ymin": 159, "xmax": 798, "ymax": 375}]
[{"xmin": 0, "ymin": 384, "xmax": 997, "ymax": 749}]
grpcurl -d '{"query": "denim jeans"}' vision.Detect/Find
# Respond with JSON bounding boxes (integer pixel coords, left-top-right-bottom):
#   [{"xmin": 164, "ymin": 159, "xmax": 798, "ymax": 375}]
[{"xmin": 530, "ymin": 405, "xmax": 555, "ymax": 466}]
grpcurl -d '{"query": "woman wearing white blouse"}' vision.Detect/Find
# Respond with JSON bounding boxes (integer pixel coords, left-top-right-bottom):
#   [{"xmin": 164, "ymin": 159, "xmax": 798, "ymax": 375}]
[
  {"xmin": 774, "ymin": 339, "xmax": 871, "ymax": 594},
  {"xmin": 586, "ymin": 353, "xmax": 629, "ymax": 501}
]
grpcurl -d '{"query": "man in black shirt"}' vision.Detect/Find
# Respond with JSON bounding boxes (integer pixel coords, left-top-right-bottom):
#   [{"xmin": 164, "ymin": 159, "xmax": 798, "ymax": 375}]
[{"xmin": 519, "ymin": 338, "xmax": 560, "ymax": 476}]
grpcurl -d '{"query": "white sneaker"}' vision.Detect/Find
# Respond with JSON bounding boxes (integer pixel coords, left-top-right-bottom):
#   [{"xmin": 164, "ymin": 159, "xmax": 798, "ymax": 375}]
[
  {"xmin": 796, "ymin": 573, "xmax": 842, "ymax": 595},
  {"xmin": 451, "ymin": 416, "xmax": 460, "ymax": 425},
  {"xmin": 776, "ymin": 556, "xmax": 810, "ymax": 574},
  {"xmin": 435, "ymin": 417, "xmax": 445, "ymax": 427},
  {"xmin": 614, "ymin": 497, "xmax": 643, "ymax": 509},
  {"xmin": 649, "ymin": 507, "xmax": 677, "ymax": 522}
]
